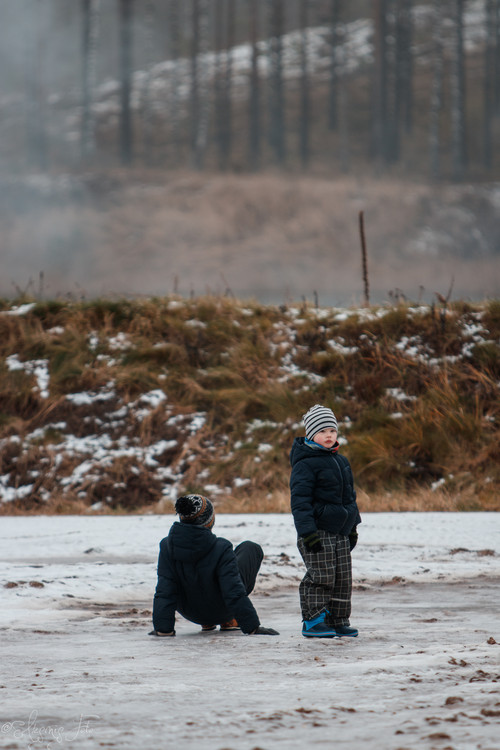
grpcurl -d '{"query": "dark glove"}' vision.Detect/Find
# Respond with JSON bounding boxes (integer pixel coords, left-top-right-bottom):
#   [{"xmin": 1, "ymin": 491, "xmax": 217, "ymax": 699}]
[
  {"xmin": 149, "ymin": 629, "xmax": 175, "ymax": 637},
  {"xmin": 349, "ymin": 527, "xmax": 358, "ymax": 551},
  {"xmin": 302, "ymin": 531, "xmax": 322, "ymax": 553},
  {"xmin": 251, "ymin": 626, "xmax": 280, "ymax": 635}
]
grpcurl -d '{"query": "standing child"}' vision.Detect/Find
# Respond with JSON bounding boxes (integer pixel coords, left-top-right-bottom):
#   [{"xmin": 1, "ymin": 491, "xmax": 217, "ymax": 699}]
[{"xmin": 290, "ymin": 404, "xmax": 361, "ymax": 638}]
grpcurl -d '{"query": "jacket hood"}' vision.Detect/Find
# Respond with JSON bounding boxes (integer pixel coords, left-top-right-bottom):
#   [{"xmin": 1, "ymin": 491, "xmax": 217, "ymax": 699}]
[
  {"xmin": 166, "ymin": 521, "xmax": 218, "ymax": 563},
  {"xmin": 290, "ymin": 436, "xmax": 339, "ymax": 466}
]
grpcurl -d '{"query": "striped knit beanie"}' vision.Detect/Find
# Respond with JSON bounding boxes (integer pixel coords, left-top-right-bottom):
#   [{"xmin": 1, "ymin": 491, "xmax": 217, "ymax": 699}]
[
  {"xmin": 175, "ymin": 494, "xmax": 215, "ymax": 529},
  {"xmin": 303, "ymin": 404, "xmax": 338, "ymax": 441}
]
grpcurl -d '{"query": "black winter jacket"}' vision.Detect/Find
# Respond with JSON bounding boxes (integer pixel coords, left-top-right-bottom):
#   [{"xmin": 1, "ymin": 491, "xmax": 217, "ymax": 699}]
[
  {"xmin": 290, "ymin": 437, "xmax": 361, "ymax": 538},
  {"xmin": 152, "ymin": 522, "xmax": 260, "ymax": 634}
]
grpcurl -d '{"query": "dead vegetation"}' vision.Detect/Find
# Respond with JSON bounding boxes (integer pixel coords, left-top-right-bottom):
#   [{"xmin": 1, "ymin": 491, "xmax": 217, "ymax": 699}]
[{"xmin": 0, "ymin": 295, "xmax": 498, "ymax": 514}]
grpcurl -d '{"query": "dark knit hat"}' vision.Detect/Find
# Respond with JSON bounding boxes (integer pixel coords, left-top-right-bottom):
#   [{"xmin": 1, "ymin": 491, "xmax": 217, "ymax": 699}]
[
  {"xmin": 175, "ymin": 494, "xmax": 215, "ymax": 529},
  {"xmin": 303, "ymin": 404, "xmax": 338, "ymax": 441}
]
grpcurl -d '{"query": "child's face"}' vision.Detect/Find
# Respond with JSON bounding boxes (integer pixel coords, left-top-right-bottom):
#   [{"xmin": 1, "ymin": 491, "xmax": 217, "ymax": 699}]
[{"xmin": 312, "ymin": 428, "xmax": 338, "ymax": 448}]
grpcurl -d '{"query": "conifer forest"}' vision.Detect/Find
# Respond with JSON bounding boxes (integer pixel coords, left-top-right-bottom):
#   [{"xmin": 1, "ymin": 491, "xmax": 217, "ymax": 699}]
[{"xmin": 1, "ymin": 0, "xmax": 499, "ymax": 179}]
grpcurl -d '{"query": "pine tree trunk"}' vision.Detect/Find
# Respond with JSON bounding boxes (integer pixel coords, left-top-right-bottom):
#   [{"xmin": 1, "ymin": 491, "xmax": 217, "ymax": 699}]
[
  {"xmin": 248, "ymin": 0, "xmax": 261, "ymax": 169},
  {"xmin": 373, "ymin": 0, "xmax": 389, "ymax": 166},
  {"xmin": 391, "ymin": 0, "xmax": 413, "ymax": 158},
  {"xmin": 214, "ymin": 0, "xmax": 225, "ymax": 167},
  {"xmin": 495, "ymin": 0, "xmax": 500, "ymax": 114},
  {"xmin": 387, "ymin": 0, "xmax": 400, "ymax": 163},
  {"xmin": 451, "ymin": 0, "xmax": 467, "ymax": 180},
  {"xmin": 26, "ymin": 0, "xmax": 47, "ymax": 169},
  {"xmin": 337, "ymin": 15, "xmax": 350, "ymax": 172},
  {"xmin": 141, "ymin": 0, "xmax": 156, "ymax": 165},
  {"xmin": 222, "ymin": 0, "xmax": 235, "ymax": 169},
  {"xmin": 119, "ymin": 0, "xmax": 133, "ymax": 165},
  {"xmin": 81, "ymin": 0, "xmax": 101, "ymax": 161},
  {"xmin": 167, "ymin": 0, "xmax": 181, "ymax": 164},
  {"xmin": 429, "ymin": 0, "xmax": 444, "ymax": 178},
  {"xmin": 268, "ymin": 0, "xmax": 286, "ymax": 165},
  {"xmin": 388, "ymin": 0, "xmax": 412, "ymax": 159},
  {"xmin": 190, "ymin": 0, "xmax": 200, "ymax": 166},
  {"xmin": 328, "ymin": 0, "xmax": 340, "ymax": 131},
  {"xmin": 400, "ymin": 0, "xmax": 413, "ymax": 133},
  {"xmin": 484, "ymin": 0, "xmax": 495, "ymax": 168},
  {"xmin": 215, "ymin": 0, "xmax": 235, "ymax": 170},
  {"xmin": 191, "ymin": 0, "xmax": 210, "ymax": 169},
  {"xmin": 299, "ymin": 0, "xmax": 310, "ymax": 167}
]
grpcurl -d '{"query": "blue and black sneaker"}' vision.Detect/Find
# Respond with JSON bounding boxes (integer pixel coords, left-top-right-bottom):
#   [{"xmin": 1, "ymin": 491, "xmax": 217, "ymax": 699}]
[
  {"xmin": 334, "ymin": 624, "xmax": 359, "ymax": 637},
  {"xmin": 302, "ymin": 612, "xmax": 337, "ymax": 638}
]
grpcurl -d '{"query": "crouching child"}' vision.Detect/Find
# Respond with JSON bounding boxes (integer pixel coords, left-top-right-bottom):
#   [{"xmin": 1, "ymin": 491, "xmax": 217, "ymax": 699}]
[{"xmin": 151, "ymin": 494, "xmax": 279, "ymax": 637}]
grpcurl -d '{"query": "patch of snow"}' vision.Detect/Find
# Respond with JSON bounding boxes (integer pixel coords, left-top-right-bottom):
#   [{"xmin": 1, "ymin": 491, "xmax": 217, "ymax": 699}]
[
  {"xmin": 407, "ymin": 305, "xmax": 430, "ymax": 316},
  {"xmin": 6, "ymin": 355, "xmax": 49, "ymax": 398},
  {"xmin": 1, "ymin": 303, "xmax": 36, "ymax": 316},
  {"xmin": 386, "ymin": 387, "xmax": 417, "ymax": 402},
  {"xmin": 431, "ymin": 477, "xmax": 446, "ymax": 491},
  {"xmin": 233, "ymin": 477, "xmax": 251, "ymax": 488},
  {"xmin": 0, "ymin": 478, "xmax": 34, "ymax": 502},
  {"xmin": 88, "ymin": 332, "xmax": 99, "ymax": 350},
  {"xmin": 108, "ymin": 333, "xmax": 132, "ymax": 351},
  {"xmin": 278, "ymin": 353, "xmax": 325, "ymax": 386},
  {"xmin": 167, "ymin": 300, "xmax": 184, "ymax": 310},
  {"xmin": 5, "ymin": 354, "xmax": 26, "ymax": 371},
  {"xmin": 327, "ymin": 340, "xmax": 358, "ymax": 355},
  {"xmin": 136, "ymin": 389, "xmax": 167, "ymax": 409},
  {"xmin": 188, "ymin": 413, "xmax": 206, "ymax": 433},
  {"xmin": 202, "ymin": 483, "xmax": 227, "ymax": 496},
  {"xmin": 66, "ymin": 385, "xmax": 116, "ymax": 406},
  {"xmin": 257, "ymin": 443, "xmax": 273, "ymax": 454},
  {"xmin": 461, "ymin": 320, "xmax": 487, "ymax": 340},
  {"xmin": 185, "ymin": 319, "xmax": 207, "ymax": 329},
  {"xmin": 246, "ymin": 419, "xmax": 280, "ymax": 432}
]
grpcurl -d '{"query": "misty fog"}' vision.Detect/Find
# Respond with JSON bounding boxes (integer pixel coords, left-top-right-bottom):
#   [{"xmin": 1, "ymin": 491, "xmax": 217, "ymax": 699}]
[{"xmin": 0, "ymin": 0, "xmax": 498, "ymax": 304}]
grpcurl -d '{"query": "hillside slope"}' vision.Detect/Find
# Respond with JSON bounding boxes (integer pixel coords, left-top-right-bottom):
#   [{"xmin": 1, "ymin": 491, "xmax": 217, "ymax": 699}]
[{"xmin": 0, "ymin": 296, "xmax": 498, "ymax": 513}]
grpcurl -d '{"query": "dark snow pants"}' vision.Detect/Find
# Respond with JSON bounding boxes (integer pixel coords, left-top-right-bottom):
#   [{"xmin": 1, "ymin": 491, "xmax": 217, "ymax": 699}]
[
  {"xmin": 297, "ymin": 530, "xmax": 352, "ymax": 626},
  {"xmin": 234, "ymin": 541, "xmax": 264, "ymax": 594}
]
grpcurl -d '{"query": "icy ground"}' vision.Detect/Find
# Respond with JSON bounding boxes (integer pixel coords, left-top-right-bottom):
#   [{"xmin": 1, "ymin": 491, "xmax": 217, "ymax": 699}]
[{"xmin": 1, "ymin": 513, "xmax": 499, "ymax": 750}]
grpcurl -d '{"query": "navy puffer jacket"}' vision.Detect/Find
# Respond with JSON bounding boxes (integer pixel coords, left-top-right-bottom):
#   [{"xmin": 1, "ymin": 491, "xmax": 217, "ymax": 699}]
[
  {"xmin": 153, "ymin": 522, "xmax": 260, "ymax": 634},
  {"xmin": 290, "ymin": 437, "xmax": 361, "ymax": 538}
]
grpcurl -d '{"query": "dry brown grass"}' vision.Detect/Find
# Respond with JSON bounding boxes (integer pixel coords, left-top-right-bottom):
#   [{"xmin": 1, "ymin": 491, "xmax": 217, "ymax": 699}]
[
  {"xmin": 356, "ymin": 486, "xmax": 499, "ymax": 513},
  {"xmin": 4, "ymin": 485, "xmax": 495, "ymax": 516},
  {"xmin": 0, "ymin": 296, "xmax": 499, "ymax": 515}
]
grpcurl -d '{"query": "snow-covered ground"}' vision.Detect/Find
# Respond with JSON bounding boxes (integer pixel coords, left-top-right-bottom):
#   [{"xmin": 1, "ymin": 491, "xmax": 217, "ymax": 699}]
[{"xmin": 1, "ymin": 513, "xmax": 499, "ymax": 750}]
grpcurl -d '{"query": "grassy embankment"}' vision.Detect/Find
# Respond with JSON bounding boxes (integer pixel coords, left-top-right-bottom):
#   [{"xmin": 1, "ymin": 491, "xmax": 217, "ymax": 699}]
[{"xmin": 0, "ymin": 296, "xmax": 498, "ymax": 514}]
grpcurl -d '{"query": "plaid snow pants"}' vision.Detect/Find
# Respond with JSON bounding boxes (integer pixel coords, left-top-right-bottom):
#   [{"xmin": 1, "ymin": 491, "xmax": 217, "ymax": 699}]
[{"xmin": 297, "ymin": 530, "xmax": 352, "ymax": 626}]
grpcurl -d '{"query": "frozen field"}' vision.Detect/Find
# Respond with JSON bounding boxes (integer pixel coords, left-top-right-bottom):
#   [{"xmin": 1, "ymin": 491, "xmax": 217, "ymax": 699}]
[{"xmin": 1, "ymin": 513, "xmax": 499, "ymax": 750}]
